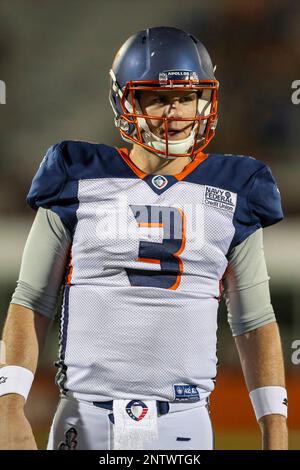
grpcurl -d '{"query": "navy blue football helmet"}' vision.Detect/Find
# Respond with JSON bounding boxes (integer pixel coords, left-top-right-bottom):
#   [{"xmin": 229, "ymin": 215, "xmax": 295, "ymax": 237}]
[{"xmin": 109, "ymin": 27, "xmax": 218, "ymax": 159}]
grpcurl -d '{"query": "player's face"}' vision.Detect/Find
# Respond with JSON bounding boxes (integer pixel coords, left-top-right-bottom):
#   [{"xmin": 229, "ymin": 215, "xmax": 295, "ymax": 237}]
[{"xmin": 137, "ymin": 90, "xmax": 198, "ymax": 141}]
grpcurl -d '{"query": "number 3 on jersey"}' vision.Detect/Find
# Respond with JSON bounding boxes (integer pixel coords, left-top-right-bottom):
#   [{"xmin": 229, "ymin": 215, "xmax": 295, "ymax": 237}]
[{"xmin": 125, "ymin": 205, "xmax": 186, "ymax": 290}]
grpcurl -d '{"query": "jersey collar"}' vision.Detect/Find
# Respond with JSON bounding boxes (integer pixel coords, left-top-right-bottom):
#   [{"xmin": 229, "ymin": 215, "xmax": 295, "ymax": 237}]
[{"xmin": 116, "ymin": 147, "xmax": 208, "ymax": 183}]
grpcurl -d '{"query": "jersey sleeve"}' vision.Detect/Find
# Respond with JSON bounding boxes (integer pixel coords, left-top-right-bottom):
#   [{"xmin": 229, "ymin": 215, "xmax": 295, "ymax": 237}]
[
  {"xmin": 11, "ymin": 207, "xmax": 71, "ymax": 319},
  {"xmin": 229, "ymin": 161, "xmax": 283, "ymax": 251},
  {"xmin": 248, "ymin": 164, "xmax": 283, "ymax": 228},
  {"xmin": 27, "ymin": 144, "xmax": 67, "ymax": 211},
  {"xmin": 223, "ymin": 228, "xmax": 276, "ymax": 336}
]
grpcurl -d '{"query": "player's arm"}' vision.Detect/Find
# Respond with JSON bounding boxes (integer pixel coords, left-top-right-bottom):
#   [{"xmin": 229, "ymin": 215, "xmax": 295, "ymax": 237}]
[
  {"xmin": 222, "ymin": 229, "xmax": 288, "ymax": 450},
  {"xmin": 0, "ymin": 305, "xmax": 51, "ymax": 450},
  {"xmin": 235, "ymin": 323, "xmax": 287, "ymax": 450},
  {"xmin": 0, "ymin": 208, "xmax": 71, "ymax": 450}
]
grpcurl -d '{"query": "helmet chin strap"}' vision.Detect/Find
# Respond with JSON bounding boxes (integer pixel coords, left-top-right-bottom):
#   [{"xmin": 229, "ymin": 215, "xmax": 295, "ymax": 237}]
[{"xmin": 141, "ymin": 127, "xmax": 197, "ymax": 160}]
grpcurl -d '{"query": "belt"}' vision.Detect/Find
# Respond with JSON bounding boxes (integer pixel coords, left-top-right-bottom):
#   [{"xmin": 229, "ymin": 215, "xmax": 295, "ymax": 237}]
[{"xmin": 93, "ymin": 400, "xmax": 170, "ymax": 416}]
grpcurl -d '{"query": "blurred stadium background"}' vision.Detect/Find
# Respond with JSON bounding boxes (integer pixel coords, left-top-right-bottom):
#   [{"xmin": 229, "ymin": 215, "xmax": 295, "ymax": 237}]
[{"xmin": 0, "ymin": 0, "xmax": 299, "ymax": 450}]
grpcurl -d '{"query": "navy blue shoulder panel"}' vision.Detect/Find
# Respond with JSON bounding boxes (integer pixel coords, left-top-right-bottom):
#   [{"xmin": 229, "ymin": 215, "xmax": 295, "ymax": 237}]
[
  {"xmin": 57, "ymin": 140, "xmax": 137, "ymax": 180},
  {"xmin": 26, "ymin": 140, "xmax": 135, "ymax": 233},
  {"xmin": 185, "ymin": 153, "xmax": 283, "ymax": 252}
]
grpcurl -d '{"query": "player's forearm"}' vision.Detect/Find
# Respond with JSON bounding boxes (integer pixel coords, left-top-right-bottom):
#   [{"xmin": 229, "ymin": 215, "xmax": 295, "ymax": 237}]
[
  {"xmin": 0, "ymin": 304, "xmax": 51, "ymax": 404},
  {"xmin": 0, "ymin": 304, "xmax": 48, "ymax": 449},
  {"xmin": 235, "ymin": 321, "xmax": 285, "ymax": 389},
  {"xmin": 235, "ymin": 321, "xmax": 288, "ymax": 449},
  {"xmin": 2, "ymin": 304, "xmax": 43, "ymax": 371}
]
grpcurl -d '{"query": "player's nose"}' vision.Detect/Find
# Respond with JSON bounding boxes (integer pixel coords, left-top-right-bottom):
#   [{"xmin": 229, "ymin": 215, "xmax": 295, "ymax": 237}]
[{"xmin": 165, "ymin": 100, "xmax": 183, "ymax": 118}]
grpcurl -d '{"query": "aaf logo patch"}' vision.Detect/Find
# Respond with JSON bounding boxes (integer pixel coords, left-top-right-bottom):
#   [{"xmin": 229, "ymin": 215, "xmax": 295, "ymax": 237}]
[
  {"xmin": 126, "ymin": 400, "xmax": 148, "ymax": 421},
  {"xmin": 203, "ymin": 185, "xmax": 237, "ymax": 213},
  {"xmin": 151, "ymin": 175, "xmax": 168, "ymax": 190}
]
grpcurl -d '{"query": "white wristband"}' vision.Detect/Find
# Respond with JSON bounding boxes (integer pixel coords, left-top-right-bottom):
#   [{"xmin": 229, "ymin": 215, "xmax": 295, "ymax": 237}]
[
  {"xmin": 0, "ymin": 365, "xmax": 34, "ymax": 402},
  {"xmin": 249, "ymin": 386, "xmax": 288, "ymax": 421}
]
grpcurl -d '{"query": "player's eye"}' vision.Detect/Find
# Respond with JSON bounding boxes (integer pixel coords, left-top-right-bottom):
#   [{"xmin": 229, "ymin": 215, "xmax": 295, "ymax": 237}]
[
  {"xmin": 180, "ymin": 94, "xmax": 197, "ymax": 103},
  {"xmin": 150, "ymin": 96, "xmax": 165, "ymax": 104}
]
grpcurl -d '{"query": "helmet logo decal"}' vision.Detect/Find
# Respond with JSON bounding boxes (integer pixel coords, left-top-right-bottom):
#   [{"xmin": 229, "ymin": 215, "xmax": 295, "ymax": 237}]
[
  {"xmin": 151, "ymin": 175, "xmax": 168, "ymax": 189},
  {"xmin": 159, "ymin": 70, "xmax": 199, "ymax": 84}
]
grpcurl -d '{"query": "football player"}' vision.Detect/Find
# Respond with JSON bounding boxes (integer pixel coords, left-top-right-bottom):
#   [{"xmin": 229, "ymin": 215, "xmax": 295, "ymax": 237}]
[{"xmin": 0, "ymin": 27, "xmax": 288, "ymax": 450}]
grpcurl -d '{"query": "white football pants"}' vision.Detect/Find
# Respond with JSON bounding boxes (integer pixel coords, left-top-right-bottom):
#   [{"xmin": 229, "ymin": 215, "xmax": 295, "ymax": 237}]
[{"xmin": 47, "ymin": 396, "xmax": 214, "ymax": 450}]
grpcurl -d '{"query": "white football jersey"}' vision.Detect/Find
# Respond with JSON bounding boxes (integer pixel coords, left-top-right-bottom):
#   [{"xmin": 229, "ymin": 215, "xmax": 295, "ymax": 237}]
[{"xmin": 27, "ymin": 141, "xmax": 283, "ymax": 402}]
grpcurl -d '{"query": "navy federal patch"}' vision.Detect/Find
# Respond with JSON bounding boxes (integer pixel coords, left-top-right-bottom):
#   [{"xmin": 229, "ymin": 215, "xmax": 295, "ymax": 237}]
[{"xmin": 203, "ymin": 185, "xmax": 237, "ymax": 213}]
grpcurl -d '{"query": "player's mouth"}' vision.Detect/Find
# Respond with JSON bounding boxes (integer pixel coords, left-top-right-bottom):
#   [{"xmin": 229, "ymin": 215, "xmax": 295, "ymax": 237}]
[
  {"xmin": 167, "ymin": 130, "xmax": 185, "ymax": 140},
  {"xmin": 162, "ymin": 121, "xmax": 194, "ymax": 139},
  {"xmin": 161, "ymin": 128, "xmax": 192, "ymax": 140}
]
